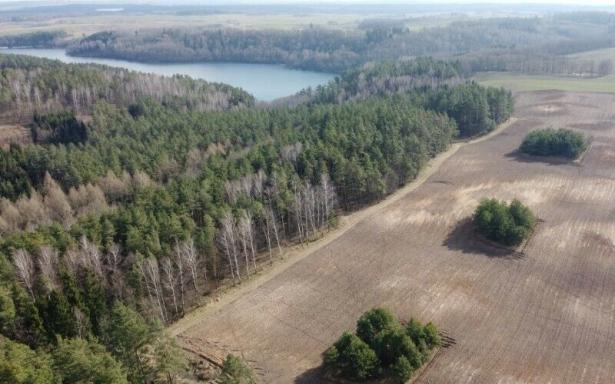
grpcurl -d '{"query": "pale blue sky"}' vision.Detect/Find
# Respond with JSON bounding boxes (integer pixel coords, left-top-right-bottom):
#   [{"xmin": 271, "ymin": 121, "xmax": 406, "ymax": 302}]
[{"xmin": 0, "ymin": 0, "xmax": 615, "ymax": 3}]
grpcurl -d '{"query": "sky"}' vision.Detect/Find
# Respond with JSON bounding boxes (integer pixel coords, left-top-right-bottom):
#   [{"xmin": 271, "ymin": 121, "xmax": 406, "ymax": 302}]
[{"xmin": 1, "ymin": 0, "xmax": 615, "ymax": 5}]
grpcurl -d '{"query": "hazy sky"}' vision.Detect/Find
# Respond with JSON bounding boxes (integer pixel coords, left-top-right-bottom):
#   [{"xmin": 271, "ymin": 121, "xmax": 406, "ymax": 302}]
[
  {"xmin": 0, "ymin": 0, "xmax": 613, "ymax": 3},
  {"xmin": 1, "ymin": 0, "xmax": 615, "ymax": 5}
]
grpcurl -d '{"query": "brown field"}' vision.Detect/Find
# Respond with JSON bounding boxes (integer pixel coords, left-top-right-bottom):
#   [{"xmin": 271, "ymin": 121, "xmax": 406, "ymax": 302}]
[{"xmin": 176, "ymin": 91, "xmax": 615, "ymax": 383}]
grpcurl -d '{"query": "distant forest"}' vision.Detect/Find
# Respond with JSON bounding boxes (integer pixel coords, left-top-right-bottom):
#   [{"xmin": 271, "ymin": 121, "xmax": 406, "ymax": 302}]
[{"xmin": 57, "ymin": 12, "xmax": 615, "ymax": 75}]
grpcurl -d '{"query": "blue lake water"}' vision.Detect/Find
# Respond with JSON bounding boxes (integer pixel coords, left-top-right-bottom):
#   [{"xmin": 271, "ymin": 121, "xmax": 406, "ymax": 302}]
[{"xmin": 0, "ymin": 48, "xmax": 335, "ymax": 101}]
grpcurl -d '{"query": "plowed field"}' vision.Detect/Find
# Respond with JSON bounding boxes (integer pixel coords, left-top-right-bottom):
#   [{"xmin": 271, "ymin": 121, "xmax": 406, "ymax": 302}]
[{"xmin": 178, "ymin": 91, "xmax": 615, "ymax": 383}]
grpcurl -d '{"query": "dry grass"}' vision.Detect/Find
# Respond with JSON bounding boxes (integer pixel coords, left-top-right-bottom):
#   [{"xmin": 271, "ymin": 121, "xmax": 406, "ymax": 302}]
[
  {"xmin": 0, "ymin": 13, "xmax": 368, "ymax": 38},
  {"xmin": 177, "ymin": 91, "xmax": 615, "ymax": 383}
]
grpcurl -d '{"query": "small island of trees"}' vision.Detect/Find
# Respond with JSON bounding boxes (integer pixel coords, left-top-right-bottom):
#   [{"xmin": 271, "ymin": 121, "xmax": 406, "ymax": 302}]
[
  {"xmin": 474, "ymin": 199, "xmax": 536, "ymax": 247},
  {"xmin": 520, "ymin": 128, "xmax": 588, "ymax": 159},
  {"xmin": 323, "ymin": 308, "xmax": 440, "ymax": 383}
]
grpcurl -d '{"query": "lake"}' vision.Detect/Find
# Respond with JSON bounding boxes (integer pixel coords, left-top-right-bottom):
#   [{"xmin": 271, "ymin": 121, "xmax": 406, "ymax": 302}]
[{"xmin": 0, "ymin": 48, "xmax": 335, "ymax": 101}]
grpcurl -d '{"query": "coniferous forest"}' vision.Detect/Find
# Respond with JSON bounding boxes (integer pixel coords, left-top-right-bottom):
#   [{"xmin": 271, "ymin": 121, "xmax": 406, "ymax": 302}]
[{"xmin": 0, "ymin": 51, "xmax": 512, "ymax": 383}]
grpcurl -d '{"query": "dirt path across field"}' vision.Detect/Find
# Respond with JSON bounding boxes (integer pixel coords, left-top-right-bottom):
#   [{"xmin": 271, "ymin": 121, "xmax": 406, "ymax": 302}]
[{"xmin": 176, "ymin": 91, "xmax": 615, "ymax": 383}]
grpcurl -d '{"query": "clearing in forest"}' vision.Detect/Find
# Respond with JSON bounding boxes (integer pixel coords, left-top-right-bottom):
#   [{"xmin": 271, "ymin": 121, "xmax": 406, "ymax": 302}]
[{"xmin": 177, "ymin": 91, "xmax": 615, "ymax": 383}]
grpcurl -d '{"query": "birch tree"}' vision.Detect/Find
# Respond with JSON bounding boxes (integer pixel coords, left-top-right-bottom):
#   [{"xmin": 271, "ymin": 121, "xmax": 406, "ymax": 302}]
[
  {"xmin": 160, "ymin": 257, "xmax": 179, "ymax": 315},
  {"xmin": 13, "ymin": 249, "xmax": 35, "ymax": 300},
  {"xmin": 218, "ymin": 212, "xmax": 241, "ymax": 281},
  {"xmin": 181, "ymin": 238, "xmax": 201, "ymax": 292},
  {"xmin": 38, "ymin": 246, "xmax": 58, "ymax": 294},
  {"xmin": 138, "ymin": 257, "xmax": 167, "ymax": 322},
  {"xmin": 173, "ymin": 242, "xmax": 186, "ymax": 311}
]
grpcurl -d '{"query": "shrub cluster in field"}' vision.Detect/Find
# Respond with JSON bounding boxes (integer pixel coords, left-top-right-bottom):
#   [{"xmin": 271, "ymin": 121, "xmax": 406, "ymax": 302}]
[
  {"xmin": 323, "ymin": 308, "xmax": 440, "ymax": 383},
  {"xmin": 474, "ymin": 199, "xmax": 536, "ymax": 247},
  {"xmin": 520, "ymin": 128, "xmax": 588, "ymax": 159}
]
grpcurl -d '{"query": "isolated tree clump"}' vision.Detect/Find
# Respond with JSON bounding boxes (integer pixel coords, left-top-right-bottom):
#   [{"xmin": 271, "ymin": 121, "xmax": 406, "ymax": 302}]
[
  {"xmin": 323, "ymin": 308, "xmax": 440, "ymax": 383},
  {"xmin": 520, "ymin": 128, "xmax": 588, "ymax": 159},
  {"xmin": 473, "ymin": 198, "xmax": 536, "ymax": 247}
]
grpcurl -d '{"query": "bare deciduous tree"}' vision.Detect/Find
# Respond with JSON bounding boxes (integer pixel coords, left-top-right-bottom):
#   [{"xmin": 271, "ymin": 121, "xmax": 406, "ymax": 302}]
[
  {"xmin": 13, "ymin": 249, "xmax": 35, "ymax": 300},
  {"xmin": 161, "ymin": 257, "xmax": 179, "ymax": 315},
  {"xmin": 173, "ymin": 242, "xmax": 186, "ymax": 311},
  {"xmin": 138, "ymin": 257, "xmax": 167, "ymax": 322},
  {"xmin": 43, "ymin": 173, "xmax": 73, "ymax": 227},
  {"xmin": 238, "ymin": 211, "xmax": 256, "ymax": 272},
  {"xmin": 218, "ymin": 212, "xmax": 241, "ymax": 281},
  {"xmin": 80, "ymin": 236, "xmax": 104, "ymax": 280},
  {"xmin": 181, "ymin": 238, "xmax": 201, "ymax": 291},
  {"xmin": 38, "ymin": 246, "xmax": 59, "ymax": 293}
]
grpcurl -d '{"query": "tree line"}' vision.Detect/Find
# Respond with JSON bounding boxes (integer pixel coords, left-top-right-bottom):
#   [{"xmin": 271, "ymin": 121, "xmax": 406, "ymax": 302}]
[
  {"xmin": 292, "ymin": 59, "xmax": 513, "ymax": 138},
  {"xmin": 0, "ymin": 31, "xmax": 67, "ymax": 48},
  {"xmin": 61, "ymin": 13, "xmax": 615, "ymax": 74}
]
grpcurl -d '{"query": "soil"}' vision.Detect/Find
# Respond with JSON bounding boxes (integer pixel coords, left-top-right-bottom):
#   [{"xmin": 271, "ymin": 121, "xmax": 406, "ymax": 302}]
[{"xmin": 175, "ymin": 91, "xmax": 615, "ymax": 383}]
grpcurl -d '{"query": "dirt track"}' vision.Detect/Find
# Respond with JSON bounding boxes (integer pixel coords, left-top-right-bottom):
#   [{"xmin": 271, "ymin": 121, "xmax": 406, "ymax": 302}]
[{"xmin": 178, "ymin": 91, "xmax": 615, "ymax": 383}]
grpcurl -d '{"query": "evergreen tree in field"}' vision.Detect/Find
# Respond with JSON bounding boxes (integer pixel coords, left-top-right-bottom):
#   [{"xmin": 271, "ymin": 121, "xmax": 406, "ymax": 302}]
[
  {"xmin": 520, "ymin": 128, "xmax": 588, "ymax": 159},
  {"xmin": 324, "ymin": 308, "xmax": 440, "ymax": 382},
  {"xmin": 474, "ymin": 198, "xmax": 536, "ymax": 246},
  {"xmin": 323, "ymin": 332, "xmax": 380, "ymax": 380}
]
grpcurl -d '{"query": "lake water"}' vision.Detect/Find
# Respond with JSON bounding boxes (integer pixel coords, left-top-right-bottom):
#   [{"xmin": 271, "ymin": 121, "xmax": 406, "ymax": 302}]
[{"xmin": 0, "ymin": 48, "xmax": 335, "ymax": 101}]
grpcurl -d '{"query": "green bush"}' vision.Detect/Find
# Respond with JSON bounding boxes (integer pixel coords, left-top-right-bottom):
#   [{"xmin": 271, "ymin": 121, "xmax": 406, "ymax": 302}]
[
  {"xmin": 356, "ymin": 308, "xmax": 398, "ymax": 347},
  {"xmin": 474, "ymin": 199, "xmax": 536, "ymax": 247},
  {"xmin": 391, "ymin": 356, "xmax": 414, "ymax": 384},
  {"xmin": 373, "ymin": 327, "xmax": 422, "ymax": 368},
  {"xmin": 323, "ymin": 308, "xmax": 440, "ymax": 382},
  {"xmin": 323, "ymin": 332, "xmax": 379, "ymax": 380},
  {"xmin": 217, "ymin": 354, "xmax": 256, "ymax": 384},
  {"xmin": 520, "ymin": 128, "xmax": 587, "ymax": 159}
]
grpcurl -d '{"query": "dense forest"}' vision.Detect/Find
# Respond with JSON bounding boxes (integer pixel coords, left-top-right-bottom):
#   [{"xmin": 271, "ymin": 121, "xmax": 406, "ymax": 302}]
[
  {"xmin": 0, "ymin": 54, "xmax": 254, "ymax": 122},
  {"xmin": 292, "ymin": 58, "xmax": 465, "ymax": 105},
  {"xmin": 0, "ymin": 56, "xmax": 512, "ymax": 382},
  {"xmin": 62, "ymin": 13, "xmax": 615, "ymax": 75},
  {"xmin": 294, "ymin": 59, "xmax": 513, "ymax": 137}
]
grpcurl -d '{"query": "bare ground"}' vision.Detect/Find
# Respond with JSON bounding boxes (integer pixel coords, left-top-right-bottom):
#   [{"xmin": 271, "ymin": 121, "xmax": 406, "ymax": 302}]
[{"xmin": 176, "ymin": 91, "xmax": 615, "ymax": 383}]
